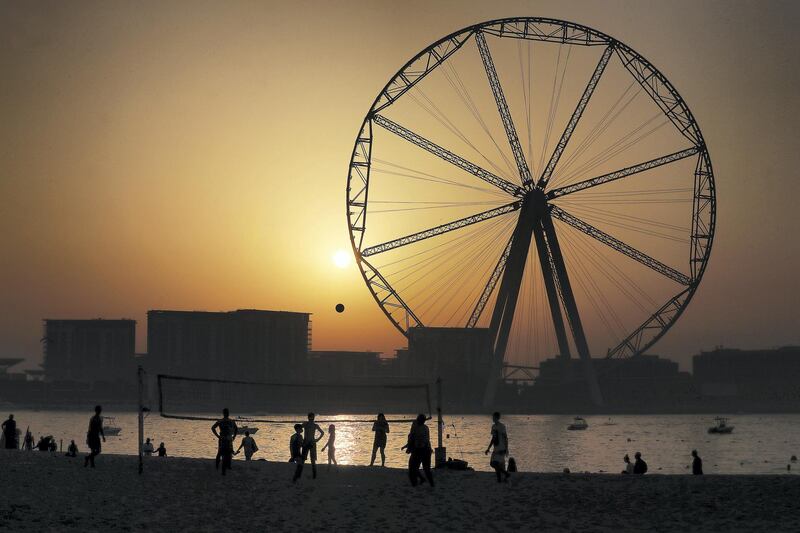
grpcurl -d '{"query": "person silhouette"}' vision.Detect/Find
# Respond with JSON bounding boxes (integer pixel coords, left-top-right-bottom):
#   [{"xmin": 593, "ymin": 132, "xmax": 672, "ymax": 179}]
[
  {"xmin": 23, "ymin": 429, "xmax": 34, "ymax": 451},
  {"xmin": 622, "ymin": 454, "xmax": 634, "ymax": 474},
  {"xmin": 1, "ymin": 414, "xmax": 16, "ymax": 449},
  {"xmin": 370, "ymin": 413, "xmax": 390, "ymax": 467},
  {"xmin": 84, "ymin": 405, "xmax": 105, "ymax": 468},
  {"xmin": 407, "ymin": 414, "xmax": 434, "ymax": 487},
  {"xmin": 484, "ymin": 411, "xmax": 510, "ymax": 483},
  {"xmin": 66, "ymin": 440, "xmax": 78, "ymax": 457},
  {"xmin": 321, "ymin": 424, "xmax": 337, "ymax": 465},
  {"xmin": 289, "ymin": 424, "xmax": 303, "ymax": 463},
  {"xmin": 691, "ymin": 450, "xmax": 703, "ymax": 475},
  {"xmin": 633, "ymin": 452, "xmax": 648, "ymax": 474},
  {"xmin": 143, "ymin": 438, "xmax": 154, "ymax": 456},
  {"xmin": 156, "ymin": 442, "xmax": 167, "ymax": 457},
  {"xmin": 211, "ymin": 408, "xmax": 238, "ymax": 475},
  {"xmin": 293, "ymin": 413, "xmax": 324, "ymax": 482},
  {"xmin": 235, "ymin": 431, "xmax": 258, "ymax": 461}
]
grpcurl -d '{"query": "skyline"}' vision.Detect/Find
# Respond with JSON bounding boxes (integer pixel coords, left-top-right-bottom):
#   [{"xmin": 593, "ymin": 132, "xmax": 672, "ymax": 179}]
[{"xmin": 2, "ymin": 0, "xmax": 800, "ymax": 372}]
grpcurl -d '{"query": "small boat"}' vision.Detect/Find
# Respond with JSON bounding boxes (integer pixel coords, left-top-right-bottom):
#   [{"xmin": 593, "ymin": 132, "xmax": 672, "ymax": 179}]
[
  {"xmin": 568, "ymin": 417, "xmax": 588, "ymax": 431},
  {"xmin": 708, "ymin": 417, "xmax": 734, "ymax": 434},
  {"xmin": 103, "ymin": 416, "xmax": 122, "ymax": 436},
  {"xmin": 238, "ymin": 426, "xmax": 259, "ymax": 435}
]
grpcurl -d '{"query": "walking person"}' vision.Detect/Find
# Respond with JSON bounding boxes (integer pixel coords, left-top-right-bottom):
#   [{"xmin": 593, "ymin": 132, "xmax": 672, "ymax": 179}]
[
  {"xmin": 211, "ymin": 408, "xmax": 238, "ymax": 476},
  {"xmin": 370, "ymin": 413, "xmax": 390, "ymax": 467},
  {"xmin": 321, "ymin": 424, "xmax": 337, "ymax": 465},
  {"xmin": 156, "ymin": 442, "xmax": 167, "ymax": 457},
  {"xmin": 292, "ymin": 413, "xmax": 324, "ymax": 482},
  {"xmin": 84, "ymin": 405, "xmax": 105, "ymax": 467},
  {"xmin": 691, "ymin": 450, "xmax": 703, "ymax": 475},
  {"xmin": 235, "ymin": 431, "xmax": 258, "ymax": 461},
  {"xmin": 407, "ymin": 414, "xmax": 434, "ymax": 487},
  {"xmin": 1, "ymin": 414, "xmax": 17, "ymax": 450},
  {"xmin": 484, "ymin": 411, "xmax": 510, "ymax": 483}
]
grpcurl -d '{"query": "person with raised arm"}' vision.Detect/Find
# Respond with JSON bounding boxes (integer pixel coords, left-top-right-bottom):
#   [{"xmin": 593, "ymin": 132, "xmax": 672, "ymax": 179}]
[{"xmin": 369, "ymin": 413, "xmax": 390, "ymax": 467}]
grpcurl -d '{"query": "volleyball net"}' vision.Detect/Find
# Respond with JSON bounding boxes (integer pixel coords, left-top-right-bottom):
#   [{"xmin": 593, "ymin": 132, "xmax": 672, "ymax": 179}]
[{"xmin": 156, "ymin": 374, "xmax": 433, "ymax": 424}]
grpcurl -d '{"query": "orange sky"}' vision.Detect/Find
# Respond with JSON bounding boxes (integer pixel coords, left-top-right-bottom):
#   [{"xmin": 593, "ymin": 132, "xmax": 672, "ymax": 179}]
[{"xmin": 1, "ymin": 0, "xmax": 799, "ymax": 371}]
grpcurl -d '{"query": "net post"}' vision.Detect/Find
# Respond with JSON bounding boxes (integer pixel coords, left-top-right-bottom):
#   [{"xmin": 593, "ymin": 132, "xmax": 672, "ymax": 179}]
[
  {"xmin": 435, "ymin": 377, "xmax": 446, "ymax": 468},
  {"xmin": 137, "ymin": 365, "xmax": 144, "ymax": 475}
]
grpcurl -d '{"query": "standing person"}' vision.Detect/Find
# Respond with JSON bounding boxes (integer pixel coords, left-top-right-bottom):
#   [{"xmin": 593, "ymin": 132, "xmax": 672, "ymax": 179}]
[
  {"xmin": 292, "ymin": 412, "xmax": 324, "ymax": 482},
  {"xmin": 156, "ymin": 442, "xmax": 167, "ymax": 457},
  {"xmin": 211, "ymin": 408, "xmax": 238, "ymax": 476},
  {"xmin": 691, "ymin": 450, "xmax": 703, "ymax": 475},
  {"xmin": 484, "ymin": 411, "xmax": 511, "ymax": 483},
  {"xmin": 235, "ymin": 431, "xmax": 258, "ymax": 461},
  {"xmin": 143, "ymin": 438, "xmax": 155, "ymax": 456},
  {"xmin": 321, "ymin": 424, "xmax": 337, "ymax": 465},
  {"xmin": 622, "ymin": 454, "xmax": 634, "ymax": 474},
  {"xmin": 289, "ymin": 424, "xmax": 303, "ymax": 463},
  {"xmin": 407, "ymin": 414, "xmax": 434, "ymax": 487},
  {"xmin": 633, "ymin": 452, "xmax": 648, "ymax": 474},
  {"xmin": 23, "ymin": 429, "xmax": 34, "ymax": 451},
  {"xmin": 84, "ymin": 405, "xmax": 105, "ymax": 467},
  {"xmin": 1, "ymin": 414, "xmax": 17, "ymax": 449},
  {"xmin": 370, "ymin": 413, "xmax": 390, "ymax": 467}
]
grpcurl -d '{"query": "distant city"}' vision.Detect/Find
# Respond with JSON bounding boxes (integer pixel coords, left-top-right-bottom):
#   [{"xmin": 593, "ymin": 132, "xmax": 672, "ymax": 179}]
[{"xmin": 1, "ymin": 308, "xmax": 799, "ymax": 414}]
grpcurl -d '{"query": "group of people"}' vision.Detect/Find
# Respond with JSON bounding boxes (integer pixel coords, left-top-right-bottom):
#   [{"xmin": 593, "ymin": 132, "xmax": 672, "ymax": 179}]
[
  {"xmin": 621, "ymin": 450, "xmax": 703, "ymax": 475},
  {"xmin": 142, "ymin": 438, "xmax": 168, "ymax": 457},
  {"xmin": 209, "ymin": 409, "xmax": 519, "ymax": 488}
]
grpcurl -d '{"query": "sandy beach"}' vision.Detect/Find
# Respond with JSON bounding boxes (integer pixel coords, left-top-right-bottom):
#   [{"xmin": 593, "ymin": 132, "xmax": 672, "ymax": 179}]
[{"xmin": 1, "ymin": 450, "xmax": 799, "ymax": 531}]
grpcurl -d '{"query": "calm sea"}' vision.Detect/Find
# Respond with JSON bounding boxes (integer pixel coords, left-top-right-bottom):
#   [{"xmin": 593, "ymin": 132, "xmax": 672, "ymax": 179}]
[{"xmin": 7, "ymin": 410, "xmax": 800, "ymax": 475}]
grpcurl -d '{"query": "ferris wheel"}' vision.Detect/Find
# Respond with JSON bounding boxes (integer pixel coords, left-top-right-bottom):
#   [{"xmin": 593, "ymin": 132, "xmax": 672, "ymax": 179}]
[{"xmin": 346, "ymin": 18, "xmax": 716, "ymax": 402}]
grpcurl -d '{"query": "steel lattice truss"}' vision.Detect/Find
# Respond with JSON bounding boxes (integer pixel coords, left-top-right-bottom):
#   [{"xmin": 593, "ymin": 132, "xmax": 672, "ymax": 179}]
[{"xmin": 346, "ymin": 17, "xmax": 717, "ymax": 400}]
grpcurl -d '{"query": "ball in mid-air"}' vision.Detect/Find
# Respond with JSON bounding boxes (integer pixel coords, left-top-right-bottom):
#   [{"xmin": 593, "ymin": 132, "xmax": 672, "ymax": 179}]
[{"xmin": 335, "ymin": 303, "xmax": 345, "ymax": 313}]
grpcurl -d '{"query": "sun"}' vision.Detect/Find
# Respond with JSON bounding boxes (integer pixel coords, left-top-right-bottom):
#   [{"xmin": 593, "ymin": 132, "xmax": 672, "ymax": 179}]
[{"xmin": 332, "ymin": 249, "xmax": 351, "ymax": 269}]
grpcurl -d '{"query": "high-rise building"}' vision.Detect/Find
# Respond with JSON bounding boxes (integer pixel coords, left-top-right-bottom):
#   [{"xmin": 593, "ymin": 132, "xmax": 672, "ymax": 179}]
[
  {"xmin": 146, "ymin": 309, "xmax": 310, "ymax": 381},
  {"xmin": 42, "ymin": 319, "xmax": 136, "ymax": 383}
]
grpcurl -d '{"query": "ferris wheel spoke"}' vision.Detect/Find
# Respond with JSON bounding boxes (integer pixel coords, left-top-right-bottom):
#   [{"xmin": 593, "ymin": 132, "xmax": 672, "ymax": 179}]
[
  {"xmin": 372, "ymin": 114, "xmax": 523, "ymax": 197},
  {"xmin": 549, "ymin": 205, "xmax": 691, "ymax": 285},
  {"xmin": 537, "ymin": 44, "xmax": 615, "ymax": 189},
  {"xmin": 546, "ymin": 146, "xmax": 700, "ymax": 200},
  {"xmin": 361, "ymin": 200, "xmax": 521, "ymax": 257},
  {"xmin": 474, "ymin": 31, "xmax": 533, "ymax": 188},
  {"xmin": 467, "ymin": 232, "xmax": 514, "ymax": 327}
]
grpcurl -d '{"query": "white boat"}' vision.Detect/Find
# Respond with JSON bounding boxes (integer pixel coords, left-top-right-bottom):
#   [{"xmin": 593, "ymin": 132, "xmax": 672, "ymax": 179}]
[
  {"xmin": 103, "ymin": 416, "xmax": 122, "ymax": 436},
  {"xmin": 567, "ymin": 417, "xmax": 588, "ymax": 431},
  {"xmin": 708, "ymin": 417, "xmax": 734, "ymax": 434},
  {"xmin": 238, "ymin": 425, "xmax": 259, "ymax": 435}
]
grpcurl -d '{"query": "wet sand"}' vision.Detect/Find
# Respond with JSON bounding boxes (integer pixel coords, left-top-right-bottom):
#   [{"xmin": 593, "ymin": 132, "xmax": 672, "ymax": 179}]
[{"xmin": 1, "ymin": 450, "xmax": 799, "ymax": 531}]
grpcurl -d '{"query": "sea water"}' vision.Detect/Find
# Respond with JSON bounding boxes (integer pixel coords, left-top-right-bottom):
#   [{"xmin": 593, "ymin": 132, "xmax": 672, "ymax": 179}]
[{"xmin": 8, "ymin": 410, "xmax": 800, "ymax": 474}]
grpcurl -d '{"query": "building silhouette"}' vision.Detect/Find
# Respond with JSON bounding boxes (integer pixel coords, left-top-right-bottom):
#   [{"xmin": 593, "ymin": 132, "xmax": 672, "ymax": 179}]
[
  {"xmin": 146, "ymin": 309, "xmax": 310, "ymax": 381},
  {"xmin": 42, "ymin": 319, "xmax": 136, "ymax": 383}
]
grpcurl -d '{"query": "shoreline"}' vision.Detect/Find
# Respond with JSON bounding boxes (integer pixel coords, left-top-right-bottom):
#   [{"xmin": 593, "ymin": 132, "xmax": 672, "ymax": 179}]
[{"xmin": 2, "ymin": 451, "xmax": 800, "ymax": 531}]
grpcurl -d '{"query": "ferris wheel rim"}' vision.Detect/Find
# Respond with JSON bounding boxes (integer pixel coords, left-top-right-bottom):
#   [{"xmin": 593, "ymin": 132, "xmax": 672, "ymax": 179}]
[{"xmin": 345, "ymin": 17, "xmax": 716, "ymax": 361}]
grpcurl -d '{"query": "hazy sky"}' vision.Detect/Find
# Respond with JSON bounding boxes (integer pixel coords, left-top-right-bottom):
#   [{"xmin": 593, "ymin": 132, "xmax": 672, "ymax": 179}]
[{"xmin": 2, "ymin": 0, "xmax": 799, "ymax": 371}]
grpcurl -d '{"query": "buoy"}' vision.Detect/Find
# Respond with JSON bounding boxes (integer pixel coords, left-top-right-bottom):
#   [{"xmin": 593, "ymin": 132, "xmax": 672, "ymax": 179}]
[{"xmin": 335, "ymin": 303, "xmax": 345, "ymax": 313}]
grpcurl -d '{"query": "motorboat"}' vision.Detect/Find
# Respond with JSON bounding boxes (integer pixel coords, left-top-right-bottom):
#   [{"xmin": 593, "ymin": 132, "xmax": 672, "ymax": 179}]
[
  {"xmin": 102, "ymin": 416, "xmax": 122, "ymax": 436},
  {"xmin": 567, "ymin": 417, "xmax": 588, "ymax": 431},
  {"xmin": 238, "ymin": 425, "xmax": 259, "ymax": 435},
  {"xmin": 708, "ymin": 417, "xmax": 734, "ymax": 434}
]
